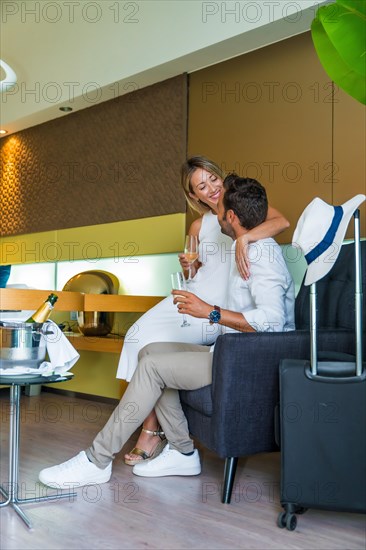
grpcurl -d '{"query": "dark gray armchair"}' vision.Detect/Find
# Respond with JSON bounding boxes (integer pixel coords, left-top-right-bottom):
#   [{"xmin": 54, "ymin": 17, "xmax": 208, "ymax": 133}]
[{"xmin": 180, "ymin": 241, "xmax": 365, "ymax": 503}]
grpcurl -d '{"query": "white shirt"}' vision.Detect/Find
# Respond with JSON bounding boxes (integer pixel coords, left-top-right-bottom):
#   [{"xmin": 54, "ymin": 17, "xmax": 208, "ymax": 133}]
[{"xmin": 222, "ymin": 237, "xmax": 295, "ymax": 335}]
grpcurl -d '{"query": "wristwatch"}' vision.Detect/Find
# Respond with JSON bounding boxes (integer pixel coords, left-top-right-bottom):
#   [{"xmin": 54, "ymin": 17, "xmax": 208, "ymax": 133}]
[{"xmin": 208, "ymin": 305, "xmax": 221, "ymax": 325}]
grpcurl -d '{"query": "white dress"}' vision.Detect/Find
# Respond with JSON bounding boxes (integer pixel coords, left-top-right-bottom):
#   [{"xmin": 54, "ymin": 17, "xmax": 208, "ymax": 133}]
[{"xmin": 116, "ymin": 211, "xmax": 232, "ymax": 381}]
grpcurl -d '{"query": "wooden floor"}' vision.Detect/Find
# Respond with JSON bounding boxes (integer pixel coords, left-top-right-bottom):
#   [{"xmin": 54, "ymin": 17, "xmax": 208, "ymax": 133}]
[{"xmin": 0, "ymin": 389, "xmax": 365, "ymax": 550}]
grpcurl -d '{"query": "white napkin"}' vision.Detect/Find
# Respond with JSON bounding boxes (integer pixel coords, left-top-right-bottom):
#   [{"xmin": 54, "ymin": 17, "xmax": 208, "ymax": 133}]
[
  {"xmin": 0, "ymin": 320, "xmax": 80, "ymax": 377},
  {"xmin": 39, "ymin": 320, "xmax": 80, "ymax": 376}
]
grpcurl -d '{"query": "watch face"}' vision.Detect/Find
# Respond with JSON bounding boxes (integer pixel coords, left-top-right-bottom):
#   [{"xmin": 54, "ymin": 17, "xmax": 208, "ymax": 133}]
[{"xmin": 209, "ymin": 309, "xmax": 221, "ymax": 323}]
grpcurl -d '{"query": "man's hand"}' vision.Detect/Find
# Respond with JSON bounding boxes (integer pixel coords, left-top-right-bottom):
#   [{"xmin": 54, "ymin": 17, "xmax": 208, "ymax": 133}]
[
  {"xmin": 172, "ymin": 290, "xmax": 255, "ymax": 332},
  {"xmin": 172, "ymin": 290, "xmax": 211, "ymax": 319}
]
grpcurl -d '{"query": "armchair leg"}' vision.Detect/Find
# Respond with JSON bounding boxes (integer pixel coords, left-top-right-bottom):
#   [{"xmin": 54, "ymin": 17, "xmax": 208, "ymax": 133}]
[{"xmin": 222, "ymin": 457, "xmax": 238, "ymax": 503}]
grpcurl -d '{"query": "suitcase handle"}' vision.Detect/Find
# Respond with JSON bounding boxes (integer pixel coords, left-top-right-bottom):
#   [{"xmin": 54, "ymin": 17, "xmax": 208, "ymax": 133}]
[
  {"xmin": 354, "ymin": 210, "xmax": 363, "ymax": 375},
  {"xmin": 305, "ymin": 362, "xmax": 366, "ymax": 383},
  {"xmin": 310, "ymin": 210, "xmax": 364, "ymax": 377}
]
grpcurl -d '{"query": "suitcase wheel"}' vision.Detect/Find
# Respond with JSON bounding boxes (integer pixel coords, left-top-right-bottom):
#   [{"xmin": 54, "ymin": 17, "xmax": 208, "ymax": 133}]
[
  {"xmin": 277, "ymin": 511, "xmax": 287, "ymax": 529},
  {"xmin": 277, "ymin": 511, "xmax": 297, "ymax": 531},
  {"xmin": 286, "ymin": 514, "xmax": 297, "ymax": 531}
]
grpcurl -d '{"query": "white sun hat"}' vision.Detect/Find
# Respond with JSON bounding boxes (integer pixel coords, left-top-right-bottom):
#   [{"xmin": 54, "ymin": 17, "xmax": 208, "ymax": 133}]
[{"xmin": 292, "ymin": 194, "xmax": 366, "ymax": 286}]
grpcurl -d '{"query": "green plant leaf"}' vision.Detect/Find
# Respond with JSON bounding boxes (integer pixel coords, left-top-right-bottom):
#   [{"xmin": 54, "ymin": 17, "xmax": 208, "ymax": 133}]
[
  {"xmin": 337, "ymin": 0, "xmax": 366, "ymax": 17},
  {"xmin": 311, "ymin": 0, "xmax": 366, "ymax": 104},
  {"xmin": 319, "ymin": 4, "xmax": 366, "ymax": 75}
]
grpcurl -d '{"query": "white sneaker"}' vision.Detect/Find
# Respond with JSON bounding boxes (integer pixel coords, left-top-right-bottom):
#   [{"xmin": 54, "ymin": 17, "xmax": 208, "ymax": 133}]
[
  {"xmin": 39, "ymin": 451, "xmax": 112, "ymax": 488},
  {"xmin": 132, "ymin": 444, "xmax": 201, "ymax": 477}
]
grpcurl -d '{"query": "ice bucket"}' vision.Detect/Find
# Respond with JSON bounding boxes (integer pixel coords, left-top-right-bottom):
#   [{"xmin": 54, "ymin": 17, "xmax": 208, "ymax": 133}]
[{"xmin": 0, "ymin": 322, "xmax": 47, "ymax": 370}]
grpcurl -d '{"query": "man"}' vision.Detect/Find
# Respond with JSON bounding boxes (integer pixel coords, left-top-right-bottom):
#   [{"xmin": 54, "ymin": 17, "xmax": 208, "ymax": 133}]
[{"xmin": 39, "ymin": 175, "xmax": 295, "ymax": 487}]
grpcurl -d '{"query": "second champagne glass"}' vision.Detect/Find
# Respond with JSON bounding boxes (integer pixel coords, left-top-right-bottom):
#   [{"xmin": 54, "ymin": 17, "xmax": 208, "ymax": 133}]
[
  {"xmin": 184, "ymin": 235, "xmax": 199, "ymax": 283},
  {"xmin": 171, "ymin": 272, "xmax": 190, "ymax": 327}
]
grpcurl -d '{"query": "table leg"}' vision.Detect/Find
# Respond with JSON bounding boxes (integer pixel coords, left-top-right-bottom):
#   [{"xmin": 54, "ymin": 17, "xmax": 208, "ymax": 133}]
[
  {"xmin": 0, "ymin": 385, "xmax": 17, "ymax": 507},
  {"xmin": 0, "ymin": 385, "xmax": 77, "ymax": 529}
]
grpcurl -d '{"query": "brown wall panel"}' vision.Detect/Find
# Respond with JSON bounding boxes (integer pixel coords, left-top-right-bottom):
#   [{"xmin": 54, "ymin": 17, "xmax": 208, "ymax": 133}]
[
  {"xmin": 333, "ymin": 88, "xmax": 366, "ymax": 238},
  {"xmin": 0, "ymin": 75, "xmax": 187, "ymax": 237},
  {"xmin": 188, "ymin": 33, "xmax": 335, "ymax": 242}
]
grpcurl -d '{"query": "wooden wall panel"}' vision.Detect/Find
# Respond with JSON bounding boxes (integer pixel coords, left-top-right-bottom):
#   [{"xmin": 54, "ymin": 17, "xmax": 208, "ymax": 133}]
[
  {"xmin": 188, "ymin": 32, "xmax": 334, "ymax": 243},
  {"xmin": 0, "ymin": 75, "xmax": 187, "ymax": 237},
  {"xmin": 333, "ymin": 88, "xmax": 366, "ymax": 238}
]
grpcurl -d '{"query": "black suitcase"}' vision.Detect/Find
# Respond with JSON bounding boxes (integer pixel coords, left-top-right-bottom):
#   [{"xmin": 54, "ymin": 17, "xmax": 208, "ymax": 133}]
[{"xmin": 277, "ymin": 210, "xmax": 366, "ymax": 531}]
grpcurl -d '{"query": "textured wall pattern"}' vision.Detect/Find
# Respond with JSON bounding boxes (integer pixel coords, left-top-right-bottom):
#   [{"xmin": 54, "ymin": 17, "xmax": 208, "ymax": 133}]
[{"xmin": 0, "ymin": 75, "xmax": 187, "ymax": 236}]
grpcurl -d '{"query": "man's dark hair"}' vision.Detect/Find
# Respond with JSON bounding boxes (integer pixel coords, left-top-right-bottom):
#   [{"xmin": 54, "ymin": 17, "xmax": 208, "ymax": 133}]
[{"xmin": 222, "ymin": 174, "xmax": 268, "ymax": 230}]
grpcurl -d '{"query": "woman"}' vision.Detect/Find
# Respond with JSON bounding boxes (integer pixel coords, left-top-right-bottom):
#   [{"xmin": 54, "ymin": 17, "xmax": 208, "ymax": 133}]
[{"xmin": 119, "ymin": 156, "xmax": 289, "ymax": 465}]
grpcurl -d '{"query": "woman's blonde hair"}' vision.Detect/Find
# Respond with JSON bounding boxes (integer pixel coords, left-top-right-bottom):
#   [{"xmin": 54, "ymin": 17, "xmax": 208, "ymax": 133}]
[{"xmin": 181, "ymin": 156, "xmax": 226, "ymax": 215}]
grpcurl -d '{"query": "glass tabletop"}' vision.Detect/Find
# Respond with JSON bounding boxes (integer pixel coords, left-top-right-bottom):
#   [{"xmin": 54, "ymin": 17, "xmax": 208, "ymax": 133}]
[{"xmin": 0, "ymin": 373, "xmax": 74, "ymax": 385}]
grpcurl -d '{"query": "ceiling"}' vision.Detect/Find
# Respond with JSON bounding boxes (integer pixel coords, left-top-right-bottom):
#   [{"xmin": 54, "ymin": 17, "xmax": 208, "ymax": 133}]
[{"xmin": 0, "ymin": 0, "xmax": 329, "ymax": 136}]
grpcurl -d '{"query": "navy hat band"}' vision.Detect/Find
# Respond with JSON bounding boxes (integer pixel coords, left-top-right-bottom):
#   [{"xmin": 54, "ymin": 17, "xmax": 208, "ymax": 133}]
[{"xmin": 304, "ymin": 206, "xmax": 343, "ymax": 265}]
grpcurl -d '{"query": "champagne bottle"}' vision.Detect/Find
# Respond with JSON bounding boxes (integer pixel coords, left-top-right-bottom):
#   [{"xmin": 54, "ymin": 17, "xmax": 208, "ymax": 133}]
[{"xmin": 25, "ymin": 293, "xmax": 58, "ymax": 323}]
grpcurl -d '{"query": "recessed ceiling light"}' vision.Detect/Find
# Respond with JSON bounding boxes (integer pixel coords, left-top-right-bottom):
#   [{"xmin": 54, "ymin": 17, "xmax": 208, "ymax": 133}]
[
  {"xmin": 59, "ymin": 106, "xmax": 73, "ymax": 112},
  {"xmin": 0, "ymin": 129, "xmax": 8, "ymax": 135}
]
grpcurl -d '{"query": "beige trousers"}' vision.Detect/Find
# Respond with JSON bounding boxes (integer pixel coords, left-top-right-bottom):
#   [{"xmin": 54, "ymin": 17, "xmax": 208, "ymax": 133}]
[{"xmin": 86, "ymin": 342, "xmax": 213, "ymax": 468}]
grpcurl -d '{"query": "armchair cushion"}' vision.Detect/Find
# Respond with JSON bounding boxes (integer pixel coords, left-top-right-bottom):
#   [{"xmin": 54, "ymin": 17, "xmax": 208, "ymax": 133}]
[
  {"xmin": 181, "ymin": 330, "xmax": 355, "ymax": 459},
  {"xmin": 295, "ymin": 241, "xmax": 365, "ymax": 331},
  {"xmin": 181, "ymin": 384, "xmax": 212, "ymax": 417}
]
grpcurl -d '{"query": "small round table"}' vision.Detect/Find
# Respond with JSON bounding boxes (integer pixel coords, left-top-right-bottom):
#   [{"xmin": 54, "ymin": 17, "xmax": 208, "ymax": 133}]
[{"xmin": 0, "ymin": 373, "xmax": 77, "ymax": 529}]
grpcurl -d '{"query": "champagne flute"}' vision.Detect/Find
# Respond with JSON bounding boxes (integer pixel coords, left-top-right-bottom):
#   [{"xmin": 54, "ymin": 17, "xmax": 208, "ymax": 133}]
[
  {"xmin": 184, "ymin": 235, "xmax": 199, "ymax": 283},
  {"xmin": 171, "ymin": 272, "xmax": 190, "ymax": 327}
]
